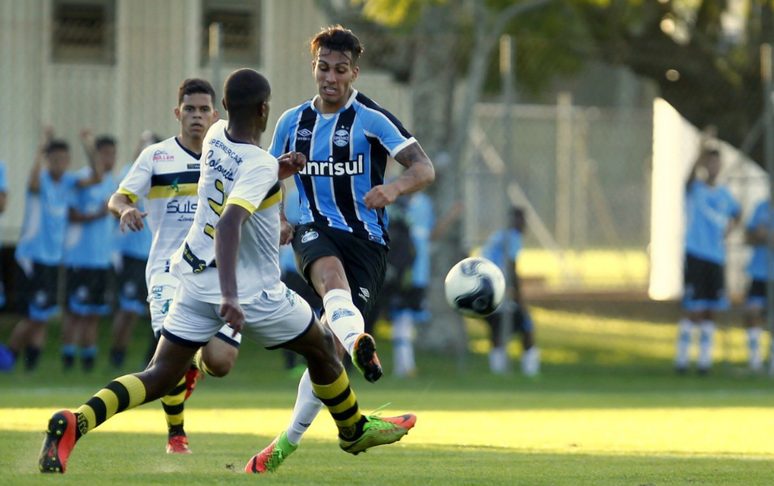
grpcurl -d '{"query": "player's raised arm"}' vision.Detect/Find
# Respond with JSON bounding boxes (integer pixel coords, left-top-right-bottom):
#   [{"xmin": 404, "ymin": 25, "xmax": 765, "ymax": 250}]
[
  {"xmin": 28, "ymin": 126, "xmax": 54, "ymax": 194},
  {"xmin": 364, "ymin": 141, "xmax": 435, "ymax": 210},
  {"xmin": 76, "ymin": 127, "xmax": 104, "ymax": 188}
]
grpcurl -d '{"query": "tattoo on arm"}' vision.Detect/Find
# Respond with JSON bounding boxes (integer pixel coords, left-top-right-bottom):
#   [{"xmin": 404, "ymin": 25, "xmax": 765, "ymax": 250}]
[{"xmin": 394, "ymin": 142, "xmax": 432, "ymax": 169}]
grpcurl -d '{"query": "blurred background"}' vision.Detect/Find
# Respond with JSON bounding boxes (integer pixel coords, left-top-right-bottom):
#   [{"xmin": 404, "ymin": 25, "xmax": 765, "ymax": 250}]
[{"xmin": 1, "ymin": 0, "xmax": 773, "ymax": 376}]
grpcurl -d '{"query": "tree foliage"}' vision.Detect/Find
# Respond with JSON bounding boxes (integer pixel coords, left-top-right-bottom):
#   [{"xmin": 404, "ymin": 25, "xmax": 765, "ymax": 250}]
[{"xmin": 330, "ymin": 0, "xmax": 774, "ymax": 163}]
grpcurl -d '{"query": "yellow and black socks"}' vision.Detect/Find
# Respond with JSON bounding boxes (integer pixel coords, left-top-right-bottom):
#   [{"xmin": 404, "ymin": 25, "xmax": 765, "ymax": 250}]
[
  {"xmin": 74, "ymin": 375, "xmax": 146, "ymax": 440},
  {"xmin": 161, "ymin": 375, "xmax": 188, "ymax": 436},
  {"xmin": 310, "ymin": 370, "xmax": 366, "ymax": 440}
]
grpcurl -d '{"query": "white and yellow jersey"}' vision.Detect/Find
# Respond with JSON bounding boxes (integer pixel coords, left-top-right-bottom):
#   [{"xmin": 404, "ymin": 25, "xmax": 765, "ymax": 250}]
[
  {"xmin": 117, "ymin": 136, "xmax": 202, "ymax": 287},
  {"xmin": 170, "ymin": 120, "xmax": 282, "ymax": 304}
]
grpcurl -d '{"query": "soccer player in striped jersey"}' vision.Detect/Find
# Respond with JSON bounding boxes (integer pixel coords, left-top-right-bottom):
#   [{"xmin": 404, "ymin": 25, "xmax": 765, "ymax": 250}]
[
  {"xmin": 38, "ymin": 68, "xmax": 415, "ymax": 475},
  {"xmin": 250, "ymin": 25, "xmax": 434, "ymax": 473},
  {"xmin": 106, "ymin": 79, "xmax": 240, "ymax": 454}
]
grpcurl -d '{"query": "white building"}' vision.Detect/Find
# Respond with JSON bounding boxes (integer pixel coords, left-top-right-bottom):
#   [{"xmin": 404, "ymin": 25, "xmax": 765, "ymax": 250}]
[{"xmin": 0, "ymin": 0, "xmax": 411, "ymax": 242}]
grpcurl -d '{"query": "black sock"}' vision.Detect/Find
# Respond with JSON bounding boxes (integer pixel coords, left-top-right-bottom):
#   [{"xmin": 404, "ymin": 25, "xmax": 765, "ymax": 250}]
[
  {"xmin": 24, "ymin": 347, "xmax": 41, "ymax": 371},
  {"xmin": 110, "ymin": 348, "xmax": 125, "ymax": 369},
  {"xmin": 62, "ymin": 353, "xmax": 75, "ymax": 371},
  {"xmin": 81, "ymin": 356, "xmax": 95, "ymax": 373},
  {"xmin": 168, "ymin": 424, "xmax": 185, "ymax": 438}
]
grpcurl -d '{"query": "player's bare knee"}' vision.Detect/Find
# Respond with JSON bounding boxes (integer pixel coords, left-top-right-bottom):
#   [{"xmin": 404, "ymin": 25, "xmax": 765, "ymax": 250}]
[{"xmin": 202, "ymin": 356, "xmax": 234, "ymax": 377}]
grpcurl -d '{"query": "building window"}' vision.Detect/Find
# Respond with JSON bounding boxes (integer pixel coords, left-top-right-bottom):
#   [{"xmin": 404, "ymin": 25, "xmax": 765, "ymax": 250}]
[
  {"xmin": 52, "ymin": 0, "xmax": 116, "ymax": 64},
  {"xmin": 201, "ymin": 0, "xmax": 261, "ymax": 66}
]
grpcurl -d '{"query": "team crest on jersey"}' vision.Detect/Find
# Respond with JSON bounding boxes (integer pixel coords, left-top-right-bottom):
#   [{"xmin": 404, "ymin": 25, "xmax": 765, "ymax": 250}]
[
  {"xmin": 301, "ymin": 230, "xmax": 319, "ymax": 244},
  {"xmin": 152, "ymin": 150, "xmax": 174, "ymax": 162},
  {"xmin": 333, "ymin": 129, "xmax": 349, "ymax": 147},
  {"xmin": 297, "ymin": 129, "xmax": 312, "ymax": 141}
]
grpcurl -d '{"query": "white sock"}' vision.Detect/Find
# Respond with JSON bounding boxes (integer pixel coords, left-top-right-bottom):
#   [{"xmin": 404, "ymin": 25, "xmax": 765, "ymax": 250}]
[
  {"xmin": 489, "ymin": 346, "xmax": 507, "ymax": 374},
  {"xmin": 747, "ymin": 327, "xmax": 763, "ymax": 371},
  {"xmin": 697, "ymin": 320, "xmax": 716, "ymax": 370},
  {"xmin": 675, "ymin": 318, "xmax": 695, "ymax": 368},
  {"xmin": 392, "ymin": 312, "xmax": 415, "ymax": 377},
  {"xmin": 285, "ymin": 369, "xmax": 324, "ymax": 445},
  {"xmin": 323, "ymin": 289, "xmax": 365, "ymax": 356},
  {"xmin": 522, "ymin": 346, "xmax": 540, "ymax": 377}
]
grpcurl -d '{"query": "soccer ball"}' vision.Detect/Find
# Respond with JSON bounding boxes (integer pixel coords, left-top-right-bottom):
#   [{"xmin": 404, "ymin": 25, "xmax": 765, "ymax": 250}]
[{"xmin": 444, "ymin": 257, "xmax": 506, "ymax": 318}]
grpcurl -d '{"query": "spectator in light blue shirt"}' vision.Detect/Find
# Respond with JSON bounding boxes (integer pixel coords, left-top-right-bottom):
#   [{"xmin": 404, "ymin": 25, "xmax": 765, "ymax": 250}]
[
  {"xmin": 1, "ymin": 128, "xmax": 103, "ymax": 372},
  {"xmin": 480, "ymin": 207, "xmax": 539, "ymax": 376},
  {"xmin": 60, "ymin": 134, "xmax": 117, "ymax": 373},
  {"xmin": 742, "ymin": 199, "xmax": 773, "ymax": 373},
  {"xmin": 675, "ymin": 149, "xmax": 741, "ymax": 374},
  {"xmin": 0, "ymin": 161, "xmax": 8, "ymax": 308}
]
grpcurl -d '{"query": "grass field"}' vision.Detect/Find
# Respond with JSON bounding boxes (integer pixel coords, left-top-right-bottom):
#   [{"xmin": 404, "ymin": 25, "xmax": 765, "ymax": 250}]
[{"xmin": 2, "ymin": 308, "xmax": 774, "ymax": 485}]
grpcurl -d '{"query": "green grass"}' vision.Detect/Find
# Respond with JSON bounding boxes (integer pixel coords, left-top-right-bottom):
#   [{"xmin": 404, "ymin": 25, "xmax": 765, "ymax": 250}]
[{"xmin": 2, "ymin": 308, "xmax": 774, "ymax": 485}]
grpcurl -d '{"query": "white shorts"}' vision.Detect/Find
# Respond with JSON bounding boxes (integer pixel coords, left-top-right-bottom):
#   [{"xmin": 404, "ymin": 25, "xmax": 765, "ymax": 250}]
[
  {"xmin": 162, "ymin": 282, "xmax": 314, "ymax": 349},
  {"xmin": 149, "ymin": 273, "xmax": 242, "ymax": 346}
]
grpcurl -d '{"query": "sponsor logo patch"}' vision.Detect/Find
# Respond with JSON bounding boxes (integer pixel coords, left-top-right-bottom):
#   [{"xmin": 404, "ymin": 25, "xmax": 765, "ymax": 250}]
[
  {"xmin": 358, "ymin": 287, "xmax": 370, "ymax": 302},
  {"xmin": 152, "ymin": 150, "xmax": 174, "ymax": 162},
  {"xmin": 297, "ymin": 128, "xmax": 313, "ymax": 141},
  {"xmin": 331, "ymin": 309, "xmax": 356, "ymax": 321},
  {"xmin": 301, "ymin": 230, "xmax": 319, "ymax": 244}
]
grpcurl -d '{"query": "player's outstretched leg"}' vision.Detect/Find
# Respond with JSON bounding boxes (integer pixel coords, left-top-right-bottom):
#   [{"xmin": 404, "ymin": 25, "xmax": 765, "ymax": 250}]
[{"xmin": 38, "ymin": 338, "xmax": 196, "ymax": 473}]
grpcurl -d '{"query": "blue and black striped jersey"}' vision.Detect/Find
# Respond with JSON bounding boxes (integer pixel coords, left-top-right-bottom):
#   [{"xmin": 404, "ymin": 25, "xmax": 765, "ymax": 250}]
[{"xmin": 269, "ymin": 90, "xmax": 415, "ymax": 245}]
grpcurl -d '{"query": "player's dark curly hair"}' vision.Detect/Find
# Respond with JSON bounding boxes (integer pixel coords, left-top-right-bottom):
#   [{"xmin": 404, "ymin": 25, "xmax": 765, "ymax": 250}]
[
  {"xmin": 310, "ymin": 25, "xmax": 364, "ymax": 65},
  {"xmin": 178, "ymin": 78, "xmax": 216, "ymax": 105}
]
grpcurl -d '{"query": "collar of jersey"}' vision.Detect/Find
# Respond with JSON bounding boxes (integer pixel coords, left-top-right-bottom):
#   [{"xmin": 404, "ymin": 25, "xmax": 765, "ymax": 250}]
[{"xmin": 311, "ymin": 89, "xmax": 358, "ymax": 115}]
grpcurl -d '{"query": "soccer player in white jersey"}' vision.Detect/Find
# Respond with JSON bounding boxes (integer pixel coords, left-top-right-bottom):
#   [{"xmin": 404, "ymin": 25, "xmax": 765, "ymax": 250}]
[
  {"xmin": 38, "ymin": 68, "xmax": 416, "ymax": 475},
  {"xmin": 107, "ymin": 79, "xmax": 238, "ymax": 454}
]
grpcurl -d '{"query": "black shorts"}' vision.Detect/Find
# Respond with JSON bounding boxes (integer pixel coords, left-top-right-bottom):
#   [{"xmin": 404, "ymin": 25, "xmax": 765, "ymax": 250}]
[
  {"xmin": 116, "ymin": 255, "xmax": 148, "ymax": 313},
  {"xmin": 66, "ymin": 267, "xmax": 111, "ymax": 316},
  {"xmin": 683, "ymin": 254, "xmax": 728, "ymax": 311},
  {"xmin": 486, "ymin": 304, "xmax": 534, "ymax": 336},
  {"xmin": 292, "ymin": 222, "xmax": 387, "ymax": 318},
  {"xmin": 16, "ymin": 261, "xmax": 60, "ymax": 320},
  {"xmin": 747, "ymin": 279, "xmax": 767, "ymax": 308}
]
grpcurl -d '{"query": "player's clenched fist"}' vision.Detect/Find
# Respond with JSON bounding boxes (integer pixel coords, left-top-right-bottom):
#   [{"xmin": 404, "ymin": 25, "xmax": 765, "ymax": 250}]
[
  {"xmin": 119, "ymin": 207, "xmax": 147, "ymax": 233},
  {"xmin": 277, "ymin": 151, "xmax": 306, "ymax": 180},
  {"xmin": 364, "ymin": 183, "xmax": 401, "ymax": 210}
]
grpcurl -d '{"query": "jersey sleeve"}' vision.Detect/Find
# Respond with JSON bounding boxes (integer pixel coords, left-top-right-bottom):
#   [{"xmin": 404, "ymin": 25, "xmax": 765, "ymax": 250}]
[
  {"xmin": 363, "ymin": 106, "xmax": 416, "ymax": 159},
  {"xmin": 117, "ymin": 147, "xmax": 154, "ymax": 202},
  {"xmin": 268, "ymin": 109, "xmax": 295, "ymax": 159},
  {"xmin": 227, "ymin": 153, "xmax": 279, "ymax": 214}
]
